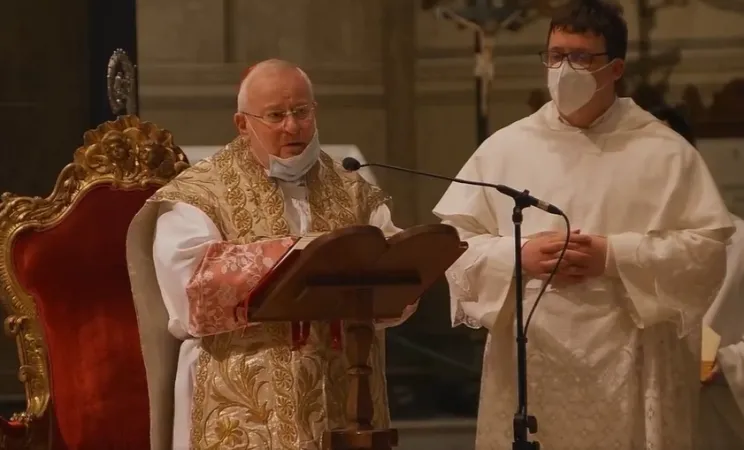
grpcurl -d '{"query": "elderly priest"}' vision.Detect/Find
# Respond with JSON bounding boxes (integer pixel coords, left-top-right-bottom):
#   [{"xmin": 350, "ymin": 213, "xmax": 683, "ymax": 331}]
[{"xmin": 127, "ymin": 59, "xmax": 415, "ymax": 450}]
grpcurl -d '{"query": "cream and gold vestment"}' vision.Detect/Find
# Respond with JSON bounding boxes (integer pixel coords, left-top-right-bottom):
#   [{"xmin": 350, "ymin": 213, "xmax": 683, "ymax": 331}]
[{"xmin": 127, "ymin": 137, "xmax": 412, "ymax": 450}]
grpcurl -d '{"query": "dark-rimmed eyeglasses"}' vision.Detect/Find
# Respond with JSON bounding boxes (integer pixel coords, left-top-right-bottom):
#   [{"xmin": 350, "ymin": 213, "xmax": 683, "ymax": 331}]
[{"xmin": 539, "ymin": 50, "xmax": 608, "ymax": 71}]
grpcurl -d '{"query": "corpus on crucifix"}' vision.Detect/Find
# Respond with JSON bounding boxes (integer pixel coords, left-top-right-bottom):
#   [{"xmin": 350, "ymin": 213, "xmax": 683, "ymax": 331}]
[{"xmin": 434, "ymin": 0, "xmax": 522, "ymax": 144}]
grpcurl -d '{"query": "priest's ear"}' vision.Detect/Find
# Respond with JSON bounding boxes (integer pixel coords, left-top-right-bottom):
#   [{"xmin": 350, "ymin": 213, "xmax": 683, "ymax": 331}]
[
  {"xmin": 610, "ymin": 58, "xmax": 625, "ymax": 81},
  {"xmin": 234, "ymin": 112, "xmax": 249, "ymax": 135}
]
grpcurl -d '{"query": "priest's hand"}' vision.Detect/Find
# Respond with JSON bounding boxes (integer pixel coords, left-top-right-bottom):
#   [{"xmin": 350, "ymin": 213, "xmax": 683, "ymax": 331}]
[
  {"xmin": 539, "ymin": 234, "xmax": 607, "ymax": 280},
  {"xmin": 522, "ymin": 230, "xmax": 591, "ymax": 284},
  {"xmin": 580, "ymin": 235, "xmax": 608, "ymax": 277}
]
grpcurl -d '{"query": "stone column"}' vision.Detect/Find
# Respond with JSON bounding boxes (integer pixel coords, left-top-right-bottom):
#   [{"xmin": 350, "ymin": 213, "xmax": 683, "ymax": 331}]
[{"xmin": 381, "ymin": 0, "xmax": 417, "ymax": 227}]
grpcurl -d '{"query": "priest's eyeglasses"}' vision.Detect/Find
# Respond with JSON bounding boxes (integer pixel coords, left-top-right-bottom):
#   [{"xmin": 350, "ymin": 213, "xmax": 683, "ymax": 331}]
[
  {"xmin": 539, "ymin": 50, "xmax": 608, "ymax": 70},
  {"xmin": 242, "ymin": 103, "xmax": 316, "ymax": 125}
]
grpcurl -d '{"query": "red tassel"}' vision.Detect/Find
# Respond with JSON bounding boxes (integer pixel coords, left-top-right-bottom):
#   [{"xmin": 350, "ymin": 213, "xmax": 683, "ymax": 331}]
[
  {"xmin": 291, "ymin": 322, "xmax": 312, "ymax": 350},
  {"xmin": 234, "ymin": 299, "xmax": 248, "ymax": 323},
  {"xmin": 330, "ymin": 320, "xmax": 343, "ymax": 350},
  {"xmin": 300, "ymin": 321, "xmax": 311, "ymax": 347},
  {"xmin": 291, "ymin": 321, "xmax": 301, "ymax": 350}
]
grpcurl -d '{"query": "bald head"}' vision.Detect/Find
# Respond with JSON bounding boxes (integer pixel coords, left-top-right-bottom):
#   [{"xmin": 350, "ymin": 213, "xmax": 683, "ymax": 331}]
[
  {"xmin": 233, "ymin": 59, "xmax": 318, "ymax": 165},
  {"xmin": 237, "ymin": 59, "xmax": 314, "ymax": 111}
]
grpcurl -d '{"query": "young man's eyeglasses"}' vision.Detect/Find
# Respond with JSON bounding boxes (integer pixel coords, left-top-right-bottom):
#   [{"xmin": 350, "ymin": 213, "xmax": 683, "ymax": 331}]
[{"xmin": 539, "ymin": 50, "xmax": 608, "ymax": 71}]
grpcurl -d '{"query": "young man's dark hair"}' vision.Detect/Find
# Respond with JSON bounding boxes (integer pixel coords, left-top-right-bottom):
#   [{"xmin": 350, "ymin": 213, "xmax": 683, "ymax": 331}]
[
  {"xmin": 549, "ymin": 0, "xmax": 628, "ymax": 62},
  {"xmin": 649, "ymin": 104, "xmax": 696, "ymax": 147}
]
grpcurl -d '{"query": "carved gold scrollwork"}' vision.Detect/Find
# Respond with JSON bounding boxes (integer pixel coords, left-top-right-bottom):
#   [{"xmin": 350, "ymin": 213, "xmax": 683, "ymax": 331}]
[
  {"xmin": 78, "ymin": 115, "xmax": 189, "ymax": 182},
  {"xmin": 0, "ymin": 115, "xmax": 188, "ymax": 444}
]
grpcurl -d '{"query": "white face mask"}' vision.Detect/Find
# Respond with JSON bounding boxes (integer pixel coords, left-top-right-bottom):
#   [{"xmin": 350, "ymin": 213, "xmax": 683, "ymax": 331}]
[
  {"xmin": 548, "ymin": 62, "xmax": 612, "ymax": 116},
  {"xmin": 266, "ymin": 129, "xmax": 321, "ymax": 182}
]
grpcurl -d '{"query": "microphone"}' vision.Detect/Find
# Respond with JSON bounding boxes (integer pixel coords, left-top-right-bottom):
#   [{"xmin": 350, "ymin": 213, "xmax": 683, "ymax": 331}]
[
  {"xmin": 344, "ymin": 156, "xmax": 572, "ymax": 447},
  {"xmin": 344, "ymin": 155, "xmax": 569, "ymax": 448},
  {"xmin": 341, "ymin": 157, "xmax": 564, "ymax": 216}
]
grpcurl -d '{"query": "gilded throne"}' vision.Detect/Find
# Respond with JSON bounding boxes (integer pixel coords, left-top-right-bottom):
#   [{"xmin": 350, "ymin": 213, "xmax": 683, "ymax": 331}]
[{"xmin": 0, "ymin": 116, "xmax": 189, "ymax": 449}]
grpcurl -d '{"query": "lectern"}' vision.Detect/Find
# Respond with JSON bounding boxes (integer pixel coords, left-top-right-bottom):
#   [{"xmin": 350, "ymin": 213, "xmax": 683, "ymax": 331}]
[{"xmin": 246, "ymin": 224, "xmax": 467, "ymax": 450}]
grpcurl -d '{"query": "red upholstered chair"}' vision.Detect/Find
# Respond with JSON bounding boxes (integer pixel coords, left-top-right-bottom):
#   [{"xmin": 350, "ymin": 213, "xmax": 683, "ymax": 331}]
[{"xmin": 0, "ymin": 116, "xmax": 189, "ymax": 450}]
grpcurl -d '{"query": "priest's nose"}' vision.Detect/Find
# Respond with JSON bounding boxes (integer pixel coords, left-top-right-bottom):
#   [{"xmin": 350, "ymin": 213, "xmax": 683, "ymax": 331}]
[{"xmin": 282, "ymin": 115, "xmax": 301, "ymax": 134}]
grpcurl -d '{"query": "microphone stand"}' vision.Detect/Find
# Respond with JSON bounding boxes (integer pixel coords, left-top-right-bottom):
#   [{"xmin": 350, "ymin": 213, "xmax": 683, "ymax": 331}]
[
  {"xmin": 341, "ymin": 158, "xmax": 564, "ymax": 449},
  {"xmin": 512, "ymin": 193, "xmax": 539, "ymax": 450}
]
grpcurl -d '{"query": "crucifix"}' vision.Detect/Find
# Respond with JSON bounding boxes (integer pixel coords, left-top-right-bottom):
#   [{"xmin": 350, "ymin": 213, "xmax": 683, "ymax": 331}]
[{"xmin": 435, "ymin": 0, "xmax": 523, "ymax": 144}]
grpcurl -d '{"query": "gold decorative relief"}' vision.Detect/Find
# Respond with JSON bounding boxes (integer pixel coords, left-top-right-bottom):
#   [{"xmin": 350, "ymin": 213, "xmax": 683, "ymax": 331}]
[{"xmin": 0, "ymin": 115, "xmax": 188, "ymax": 442}]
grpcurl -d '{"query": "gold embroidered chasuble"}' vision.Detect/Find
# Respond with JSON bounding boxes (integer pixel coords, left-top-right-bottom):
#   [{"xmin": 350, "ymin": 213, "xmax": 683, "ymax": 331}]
[{"xmin": 148, "ymin": 137, "xmax": 392, "ymax": 449}]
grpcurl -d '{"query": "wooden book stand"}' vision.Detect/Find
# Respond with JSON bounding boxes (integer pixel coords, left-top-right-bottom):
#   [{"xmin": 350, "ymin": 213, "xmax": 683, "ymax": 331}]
[{"xmin": 247, "ymin": 223, "xmax": 467, "ymax": 450}]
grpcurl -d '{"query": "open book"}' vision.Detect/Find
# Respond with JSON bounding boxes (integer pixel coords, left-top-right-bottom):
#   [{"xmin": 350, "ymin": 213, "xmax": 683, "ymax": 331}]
[
  {"xmin": 276, "ymin": 230, "xmax": 400, "ymax": 265},
  {"xmin": 243, "ymin": 229, "xmax": 402, "ymax": 307},
  {"xmin": 239, "ymin": 223, "xmax": 466, "ymax": 326}
]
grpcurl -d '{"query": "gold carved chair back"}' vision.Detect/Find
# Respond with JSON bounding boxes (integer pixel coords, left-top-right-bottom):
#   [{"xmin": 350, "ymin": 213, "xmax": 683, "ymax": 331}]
[{"xmin": 0, "ymin": 115, "xmax": 188, "ymax": 449}]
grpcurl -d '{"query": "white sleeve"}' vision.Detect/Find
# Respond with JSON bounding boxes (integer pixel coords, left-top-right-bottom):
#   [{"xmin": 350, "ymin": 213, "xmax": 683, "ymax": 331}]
[
  {"xmin": 705, "ymin": 216, "xmax": 744, "ymax": 346},
  {"xmin": 606, "ymin": 228, "xmax": 729, "ymax": 337},
  {"xmin": 604, "ymin": 149, "xmax": 733, "ymax": 337},
  {"xmin": 152, "ymin": 202, "xmax": 222, "ymax": 340},
  {"xmin": 440, "ymin": 218, "xmax": 528, "ymax": 330},
  {"xmin": 369, "ymin": 203, "xmax": 401, "ymax": 234},
  {"xmin": 431, "ymin": 152, "xmax": 529, "ymax": 331}
]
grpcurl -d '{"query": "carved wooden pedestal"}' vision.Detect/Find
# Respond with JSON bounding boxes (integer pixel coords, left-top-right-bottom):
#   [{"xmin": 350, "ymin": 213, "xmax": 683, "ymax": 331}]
[{"xmin": 324, "ymin": 289, "xmax": 398, "ymax": 450}]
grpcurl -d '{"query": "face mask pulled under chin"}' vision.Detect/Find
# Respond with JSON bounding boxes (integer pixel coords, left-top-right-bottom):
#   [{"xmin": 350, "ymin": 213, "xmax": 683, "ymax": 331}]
[
  {"xmin": 548, "ymin": 62, "xmax": 610, "ymax": 116},
  {"xmin": 265, "ymin": 130, "xmax": 321, "ymax": 182}
]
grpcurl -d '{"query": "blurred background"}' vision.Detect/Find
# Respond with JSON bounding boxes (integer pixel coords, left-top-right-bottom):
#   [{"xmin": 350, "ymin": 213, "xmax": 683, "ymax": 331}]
[{"xmin": 2, "ymin": 0, "xmax": 743, "ymax": 448}]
